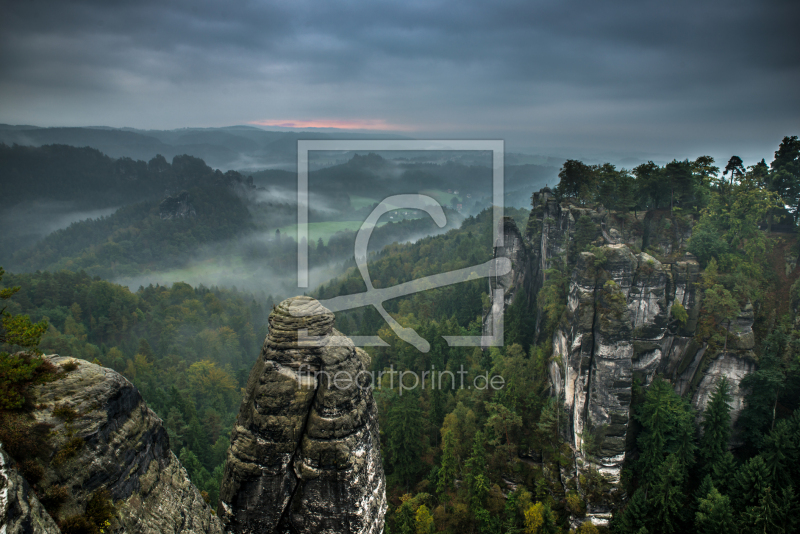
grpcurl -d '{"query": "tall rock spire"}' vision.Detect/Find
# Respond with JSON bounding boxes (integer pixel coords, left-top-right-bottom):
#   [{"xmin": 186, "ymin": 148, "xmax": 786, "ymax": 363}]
[{"xmin": 219, "ymin": 296, "xmax": 386, "ymax": 534}]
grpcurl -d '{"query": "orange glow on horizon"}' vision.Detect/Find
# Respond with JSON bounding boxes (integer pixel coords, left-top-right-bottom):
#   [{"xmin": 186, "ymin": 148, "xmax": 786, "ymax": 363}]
[{"xmin": 248, "ymin": 118, "xmax": 413, "ymax": 131}]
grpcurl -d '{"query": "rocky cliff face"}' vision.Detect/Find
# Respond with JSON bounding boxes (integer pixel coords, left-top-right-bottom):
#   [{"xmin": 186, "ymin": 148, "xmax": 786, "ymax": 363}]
[
  {"xmin": 1, "ymin": 355, "xmax": 223, "ymax": 534},
  {"xmin": 1, "ymin": 443, "xmax": 60, "ymax": 534},
  {"xmin": 483, "ymin": 216, "xmax": 532, "ymax": 341},
  {"xmin": 504, "ymin": 189, "xmax": 758, "ymax": 526},
  {"xmin": 218, "ymin": 296, "xmax": 386, "ymax": 534},
  {"xmin": 2, "ymin": 300, "xmax": 386, "ymax": 534}
]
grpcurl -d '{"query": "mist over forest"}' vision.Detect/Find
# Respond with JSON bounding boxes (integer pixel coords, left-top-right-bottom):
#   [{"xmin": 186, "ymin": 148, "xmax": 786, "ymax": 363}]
[
  {"xmin": 0, "ymin": 137, "xmax": 547, "ymax": 299},
  {"xmin": 1, "ymin": 0, "xmax": 798, "ymax": 531},
  {"xmin": 3, "ymin": 129, "xmax": 800, "ymax": 534}
]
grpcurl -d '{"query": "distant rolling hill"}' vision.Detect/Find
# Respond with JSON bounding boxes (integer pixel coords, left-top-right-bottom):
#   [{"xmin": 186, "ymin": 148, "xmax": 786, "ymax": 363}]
[{"xmin": 0, "ymin": 124, "xmax": 410, "ymax": 171}]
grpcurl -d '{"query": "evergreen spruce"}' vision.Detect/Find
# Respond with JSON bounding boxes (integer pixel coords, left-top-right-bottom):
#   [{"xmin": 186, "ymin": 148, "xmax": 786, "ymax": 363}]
[
  {"xmin": 698, "ymin": 378, "xmax": 732, "ymax": 483},
  {"xmin": 694, "ymin": 487, "xmax": 735, "ymax": 534}
]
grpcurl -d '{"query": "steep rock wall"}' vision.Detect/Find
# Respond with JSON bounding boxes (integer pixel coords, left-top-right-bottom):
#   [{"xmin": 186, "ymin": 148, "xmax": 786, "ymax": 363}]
[
  {"xmin": 514, "ymin": 189, "xmax": 758, "ymax": 525},
  {"xmin": 218, "ymin": 296, "xmax": 386, "ymax": 534},
  {"xmin": 483, "ymin": 216, "xmax": 532, "ymax": 339}
]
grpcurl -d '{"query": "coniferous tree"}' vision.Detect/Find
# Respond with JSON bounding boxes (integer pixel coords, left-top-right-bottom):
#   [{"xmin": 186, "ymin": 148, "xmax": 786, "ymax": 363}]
[
  {"xmin": 634, "ymin": 161, "xmax": 667, "ymax": 209},
  {"xmin": 635, "ymin": 378, "xmax": 696, "ymax": 483},
  {"xmin": 556, "ymin": 160, "xmax": 596, "ymax": 201},
  {"xmin": 760, "ymin": 419, "xmax": 794, "ymax": 491},
  {"xmin": 437, "ymin": 428, "xmax": 458, "ymax": 499},
  {"xmin": 690, "ymin": 474, "xmax": 715, "ymax": 521},
  {"xmin": 739, "ymin": 337, "xmax": 785, "ymax": 451},
  {"xmin": 723, "ymin": 156, "xmax": 745, "ymax": 186},
  {"xmin": 386, "ymin": 390, "xmax": 425, "ymax": 487},
  {"xmin": 733, "ymin": 455, "xmax": 770, "ymax": 510},
  {"xmin": 770, "ymin": 135, "xmax": 800, "ymax": 222},
  {"xmin": 740, "ymin": 487, "xmax": 783, "ymax": 534},
  {"xmin": 698, "ymin": 378, "xmax": 732, "ymax": 483},
  {"xmin": 647, "ymin": 454, "xmax": 685, "ymax": 534},
  {"xmin": 663, "ymin": 159, "xmax": 694, "ymax": 213},
  {"xmin": 505, "ymin": 289, "xmax": 534, "ymax": 351},
  {"xmin": 709, "ymin": 452, "xmax": 737, "ymax": 495},
  {"xmin": 464, "ymin": 430, "xmax": 489, "ymax": 512},
  {"xmin": 694, "ymin": 487, "xmax": 735, "ymax": 534},
  {"xmin": 616, "ymin": 487, "xmax": 649, "ymax": 534}
]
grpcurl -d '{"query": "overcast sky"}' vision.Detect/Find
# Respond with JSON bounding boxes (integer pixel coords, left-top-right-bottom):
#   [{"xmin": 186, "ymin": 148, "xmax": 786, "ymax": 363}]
[{"xmin": 0, "ymin": 0, "xmax": 797, "ymax": 163}]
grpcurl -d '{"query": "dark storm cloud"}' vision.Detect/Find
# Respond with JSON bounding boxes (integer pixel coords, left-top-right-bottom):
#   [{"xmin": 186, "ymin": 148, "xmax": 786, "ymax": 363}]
[{"xmin": 0, "ymin": 0, "xmax": 797, "ymax": 159}]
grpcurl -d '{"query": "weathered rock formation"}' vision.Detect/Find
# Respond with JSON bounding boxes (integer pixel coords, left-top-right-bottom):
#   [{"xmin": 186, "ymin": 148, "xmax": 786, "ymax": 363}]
[
  {"xmin": 483, "ymin": 217, "xmax": 532, "ymax": 341},
  {"xmin": 495, "ymin": 188, "xmax": 758, "ymax": 526},
  {"xmin": 8, "ymin": 355, "xmax": 223, "ymax": 534},
  {"xmin": 1, "ymin": 443, "xmax": 60, "ymax": 534},
  {"xmin": 218, "ymin": 296, "xmax": 386, "ymax": 534}
]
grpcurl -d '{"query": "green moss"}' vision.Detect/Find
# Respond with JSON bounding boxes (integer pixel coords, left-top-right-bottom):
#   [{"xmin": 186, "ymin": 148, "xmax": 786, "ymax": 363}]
[{"xmin": 599, "ymin": 280, "xmax": 628, "ymax": 320}]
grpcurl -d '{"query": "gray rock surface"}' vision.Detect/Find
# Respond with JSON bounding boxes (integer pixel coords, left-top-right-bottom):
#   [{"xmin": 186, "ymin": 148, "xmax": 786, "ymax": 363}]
[
  {"xmin": 521, "ymin": 189, "xmax": 759, "ymax": 525},
  {"xmin": 28, "ymin": 355, "xmax": 223, "ymax": 534},
  {"xmin": 0, "ymin": 443, "xmax": 60, "ymax": 534},
  {"xmin": 219, "ymin": 296, "xmax": 386, "ymax": 534},
  {"xmin": 483, "ymin": 216, "xmax": 532, "ymax": 341}
]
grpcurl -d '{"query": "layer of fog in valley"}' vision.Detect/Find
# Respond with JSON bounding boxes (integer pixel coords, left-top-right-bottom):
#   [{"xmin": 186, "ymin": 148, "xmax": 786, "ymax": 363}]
[
  {"xmin": 0, "ymin": 144, "xmax": 547, "ymax": 301},
  {"xmin": 0, "ymin": 201, "xmax": 119, "ymax": 261}
]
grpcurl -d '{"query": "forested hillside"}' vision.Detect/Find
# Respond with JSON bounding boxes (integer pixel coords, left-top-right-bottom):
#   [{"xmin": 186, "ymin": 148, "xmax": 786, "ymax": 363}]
[
  {"xmin": 3, "ymin": 145, "xmax": 473, "ymax": 294},
  {"xmin": 0, "ymin": 144, "xmax": 259, "ymax": 266},
  {"xmin": 2, "ymin": 136, "xmax": 800, "ymax": 533},
  {"xmin": 313, "ymin": 137, "xmax": 800, "ymax": 533},
  {"xmin": 9, "ymin": 184, "xmax": 254, "ymax": 279},
  {"xmin": 0, "ymin": 269, "xmax": 272, "ymax": 505}
]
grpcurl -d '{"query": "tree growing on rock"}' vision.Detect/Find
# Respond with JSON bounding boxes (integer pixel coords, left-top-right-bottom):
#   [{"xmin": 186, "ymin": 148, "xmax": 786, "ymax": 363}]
[{"xmin": 0, "ymin": 266, "xmax": 49, "ymax": 409}]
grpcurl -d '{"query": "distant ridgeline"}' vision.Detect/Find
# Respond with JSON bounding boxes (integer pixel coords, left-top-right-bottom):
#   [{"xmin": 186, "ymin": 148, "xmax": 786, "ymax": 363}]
[
  {"xmin": 0, "ymin": 144, "xmax": 258, "ymax": 271},
  {"xmin": 1, "ymin": 144, "xmax": 483, "ymax": 282},
  {"xmin": 0, "ymin": 143, "xmax": 257, "ymax": 207}
]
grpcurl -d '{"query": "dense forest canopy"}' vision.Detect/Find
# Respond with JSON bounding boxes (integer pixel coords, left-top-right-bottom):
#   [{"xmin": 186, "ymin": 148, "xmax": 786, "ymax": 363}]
[{"xmin": 1, "ymin": 135, "xmax": 800, "ymax": 533}]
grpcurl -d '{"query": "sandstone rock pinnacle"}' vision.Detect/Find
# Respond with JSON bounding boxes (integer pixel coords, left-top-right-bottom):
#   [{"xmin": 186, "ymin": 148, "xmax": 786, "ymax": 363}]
[{"xmin": 219, "ymin": 296, "xmax": 386, "ymax": 534}]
